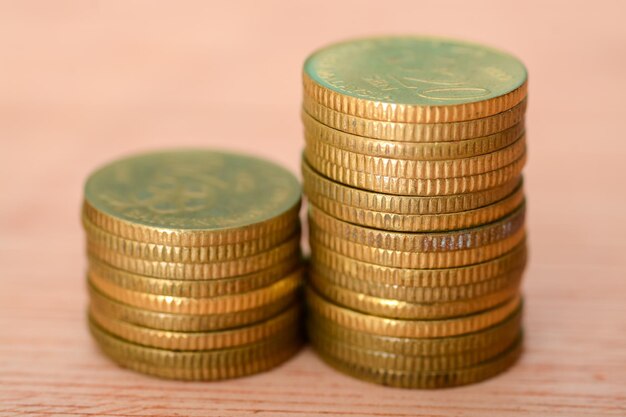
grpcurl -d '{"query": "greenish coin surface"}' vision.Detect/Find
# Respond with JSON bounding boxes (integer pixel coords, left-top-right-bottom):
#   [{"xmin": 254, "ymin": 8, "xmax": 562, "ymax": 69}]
[
  {"xmin": 85, "ymin": 150, "xmax": 301, "ymax": 230},
  {"xmin": 304, "ymin": 36, "xmax": 527, "ymax": 106}
]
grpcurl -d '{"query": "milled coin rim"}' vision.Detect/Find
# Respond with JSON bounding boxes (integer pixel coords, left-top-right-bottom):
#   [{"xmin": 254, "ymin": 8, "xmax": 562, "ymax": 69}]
[
  {"xmin": 303, "ymin": 97, "xmax": 527, "ymax": 142},
  {"xmin": 305, "ymin": 133, "xmax": 526, "ymax": 179},
  {"xmin": 306, "ymin": 287, "xmax": 521, "ymax": 338},
  {"xmin": 306, "ymin": 151, "xmax": 526, "ymax": 196},
  {"xmin": 302, "ymin": 111, "xmax": 526, "ymax": 160},
  {"xmin": 302, "ymin": 159, "xmax": 522, "ymax": 215}
]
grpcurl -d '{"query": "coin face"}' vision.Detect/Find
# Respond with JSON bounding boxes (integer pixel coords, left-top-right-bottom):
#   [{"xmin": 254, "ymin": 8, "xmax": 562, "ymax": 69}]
[
  {"xmin": 85, "ymin": 150, "xmax": 301, "ymax": 230},
  {"xmin": 304, "ymin": 37, "xmax": 527, "ymax": 106}
]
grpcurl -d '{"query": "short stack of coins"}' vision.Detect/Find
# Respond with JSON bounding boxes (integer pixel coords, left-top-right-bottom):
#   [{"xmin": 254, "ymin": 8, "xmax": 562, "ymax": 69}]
[
  {"xmin": 301, "ymin": 37, "xmax": 528, "ymax": 388},
  {"xmin": 82, "ymin": 150, "xmax": 304, "ymax": 380}
]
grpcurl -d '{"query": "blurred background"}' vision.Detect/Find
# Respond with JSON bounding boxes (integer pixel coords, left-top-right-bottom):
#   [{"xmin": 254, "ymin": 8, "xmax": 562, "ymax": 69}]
[{"xmin": 1, "ymin": 1, "xmax": 625, "ymax": 415}]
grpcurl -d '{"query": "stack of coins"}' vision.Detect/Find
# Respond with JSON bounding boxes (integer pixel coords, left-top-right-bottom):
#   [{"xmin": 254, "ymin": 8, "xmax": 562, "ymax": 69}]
[
  {"xmin": 82, "ymin": 150, "xmax": 304, "ymax": 380},
  {"xmin": 302, "ymin": 37, "xmax": 528, "ymax": 388}
]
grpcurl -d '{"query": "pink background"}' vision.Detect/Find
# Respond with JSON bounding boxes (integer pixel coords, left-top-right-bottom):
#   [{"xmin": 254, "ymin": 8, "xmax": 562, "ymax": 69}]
[{"xmin": 1, "ymin": 1, "xmax": 625, "ymax": 416}]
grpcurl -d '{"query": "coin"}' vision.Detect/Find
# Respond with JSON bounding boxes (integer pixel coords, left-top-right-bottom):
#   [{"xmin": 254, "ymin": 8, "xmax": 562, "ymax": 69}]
[
  {"xmin": 89, "ymin": 267, "xmax": 303, "ymax": 315},
  {"xmin": 309, "ymin": 325, "xmax": 521, "ymax": 372},
  {"xmin": 310, "ymin": 241, "xmax": 527, "ymax": 287},
  {"xmin": 302, "ymin": 160, "xmax": 522, "ymax": 215},
  {"xmin": 303, "ymin": 36, "xmax": 527, "ymax": 123},
  {"xmin": 87, "ymin": 239, "xmax": 302, "ymax": 279},
  {"xmin": 83, "ymin": 150, "xmax": 301, "ymax": 246},
  {"xmin": 306, "ymin": 180, "xmax": 524, "ymax": 232},
  {"xmin": 90, "ymin": 319, "xmax": 302, "ymax": 380},
  {"xmin": 305, "ymin": 132, "xmax": 526, "ymax": 179},
  {"xmin": 310, "ymin": 227, "xmax": 524, "ymax": 268},
  {"xmin": 303, "ymin": 97, "xmax": 526, "ymax": 142},
  {"xmin": 307, "ymin": 287, "xmax": 521, "ymax": 338},
  {"xmin": 89, "ymin": 285, "xmax": 298, "ymax": 332},
  {"xmin": 310, "ymin": 273, "xmax": 520, "ymax": 319},
  {"xmin": 311, "ymin": 261, "xmax": 524, "ymax": 303},
  {"xmin": 307, "ymin": 306, "xmax": 522, "ymax": 356},
  {"xmin": 85, "ymin": 219, "xmax": 301, "ymax": 264},
  {"xmin": 84, "ymin": 216, "xmax": 299, "ymax": 263},
  {"xmin": 302, "ymin": 111, "xmax": 526, "ymax": 161},
  {"xmin": 90, "ymin": 302, "xmax": 301, "ymax": 351},
  {"xmin": 313, "ymin": 334, "xmax": 522, "ymax": 388},
  {"xmin": 87, "ymin": 255, "xmax": 298, "ymax": 298},
  {"xmin": 309, "ymin": 203, "xmax": 525, "ymax": 252},
  {"xmin": 306, "ymin": 151, "xmax": 526, "ymax": 195}
]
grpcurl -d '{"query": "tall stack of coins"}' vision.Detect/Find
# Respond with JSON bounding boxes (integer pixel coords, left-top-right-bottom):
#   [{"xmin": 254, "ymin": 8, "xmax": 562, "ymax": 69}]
[
  {"xmin": 82, "ymin": 150, "xmax": 303, "ymax": 380},
  {"xmin": 302, "ymin": 37, "xmax": 528, "ymax": 388}
]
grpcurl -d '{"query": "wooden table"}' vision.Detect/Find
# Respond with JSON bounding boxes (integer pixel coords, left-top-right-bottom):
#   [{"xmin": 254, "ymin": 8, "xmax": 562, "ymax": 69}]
[{"xmin": 1, "ymin": 1, "xmax": 625, "ymax": 416}]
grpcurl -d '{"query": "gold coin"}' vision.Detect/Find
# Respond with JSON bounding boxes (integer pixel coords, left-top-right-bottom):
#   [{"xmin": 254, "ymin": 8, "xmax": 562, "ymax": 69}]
[
  {"xmin": 87, "ymin": 239, "xmax": 301, "ymax": 280},
  {"xmin": 85, "ymin": 219, "xmax": 301, "ymax": 264},
  {"xmin": 90, "ymin": 302, "xmax": 301, "ymax": 351},
  {"xmin": 302, "ymin": 160, "xmax": 522, "ymax": 215},
  {"xmin": 306, "ymin": 287, "xmax": 521, "ymax": 338},
  {"xmin": 313, "ymin": 334, "xmax": 522, "ymax": 388},
  {"xmin": 90, "ymin": 320, "xmax": 302, "ymax": 381},
  {"xmin": 83, "ymin": 215, "xmax": 299, "ymax": 263},
  {"xmin": 89, "ymin": 268, "xmax": 303, "ymax": 315},
  {"xmin": 88, "ymin": 285, "xmax": 298, "ymax": 332},
  {"xmin": 83, "ymin": 151, "xmax": 302, "ymax": 247},
  {"xmin": 88, "ymin": 256, "xmax": 298, "ymax": 298},
  {"xmin": 303, "ymin": 97, "xmax": 526, "ymax": 142},
  {"xmin": 310, "ymin": 241, "xmax": 527, "ymax": 287},
  {"xmin": 310, "ymin": 273, "xmax": 520, "ymax": 319},
  {"xmin": 311, "ymin": 262, "xmax": 524, "ymax": 303},
  {"xmin": 302, "ymin": 37, "xmax": 527, "ymax": 124},
  {"xmin": 306, "ymin": 151, "xmax": 526, "ymax": 195},
  {"xmin": 310, "ymin": 226, "xmax": 525, "ymax": 268},
  {"xmin": 84, "ymin": 200, "xmax": 300, "ymax": 248},
  {"xmin": 309, "ymin": 203, "xmax": 525, "ymax": 252},
  {"xmin": 302, "ymin": 111, "xmax": 526, "ymax": 160},
  {"xmin": 305, "ymin": 132, "xmax": 526, "ymax": 179},
  {"xmin": 309, "ymin": 325, "xmax": 521, "ymax": 372},
  {"xmin": 306, "ymin": 182, "xmax": 524, "ymax": 232},
  {"xmin": 307, "ymin": 306, "xmax": 522, "ymax": 356}
]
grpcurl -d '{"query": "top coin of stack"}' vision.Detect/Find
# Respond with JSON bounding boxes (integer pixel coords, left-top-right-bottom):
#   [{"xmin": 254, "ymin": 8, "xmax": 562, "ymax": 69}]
[
  {"xmin": 301, "ymin": 37, "xmax": 529, "ymax": 388},
  {"xmin": 82, "ymin": 150, "xmax": 304, "ymax": 380}
]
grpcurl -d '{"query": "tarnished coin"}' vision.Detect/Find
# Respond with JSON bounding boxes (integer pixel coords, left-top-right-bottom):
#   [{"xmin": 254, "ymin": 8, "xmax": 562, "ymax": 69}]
[
  {"xmin": 90, "ymin": 302, "xmax": 301, "ymax": 351},
  {"xmin": 309, "ymin": 203, "xmax": 525, "ymax": 252},
  {"xmin": 303, "ymin": 36, "xmax": 527, "ymax": 123},
  {"xmin": 309, "ymin": 325, "xmax": 521, "ymax": 372},
  {"xmin": 307, "ymin": 287, "xmax": 521, "ymax": 338},
  {"xmin": 89, "ymin": 285, "xmax": 298, "ymax": 332},
  {"xmin": 306, "ymin": 151, "xmax": 526, "ymax": 195},
  {"xmin": 307, "ymin": 307, "xmax": 522, "ymax": 356},
  {"xmin": 302, "ymin": 160, "xmax": 522, "ymax": 215},
  {"xmin": 89, "ymin": 268, "xmax": 303, "ymax": 315},
  {"xmin": 310, "ymin": 241, "xmax": 527, "ymax": 288},
  {"xmin": 310, "ymin": 225, "xmax": 525, "ymax": 269},
  {"xmin": 309, "ymin": 273, "xmax": 520, "ymax": 319},
  {"xmin": 314, "ymin": 334, "xmax": 522, "ymax": 388},
  {"xmin": 87, "ymin": 256, "xmax": 298, "ymax": 298},
  {"xmin": 83, "ymin": 150, "xmax": 301, "ymax": 246},
  {"xmin": 90, "ymin": 320, "xmax": 302, "ymax": 381}
]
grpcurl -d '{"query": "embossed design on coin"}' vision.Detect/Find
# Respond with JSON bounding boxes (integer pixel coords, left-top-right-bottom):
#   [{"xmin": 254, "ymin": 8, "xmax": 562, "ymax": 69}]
[{"xmin": 305, "ymin": 37, "xmax": 527, "ymax": 106}]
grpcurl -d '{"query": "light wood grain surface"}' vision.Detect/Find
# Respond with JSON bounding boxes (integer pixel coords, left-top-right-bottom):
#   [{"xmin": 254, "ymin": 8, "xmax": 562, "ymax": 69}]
[{"xmin": 1, "ymin": 1, "xmax": 625, "ymax": 416}]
